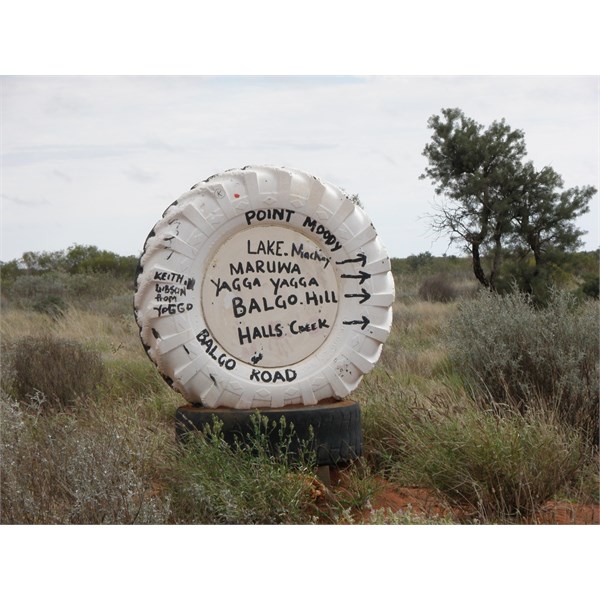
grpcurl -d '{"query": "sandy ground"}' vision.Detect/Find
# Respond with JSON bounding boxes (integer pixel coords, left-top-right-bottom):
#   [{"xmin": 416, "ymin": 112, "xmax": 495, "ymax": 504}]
[{"xmin": 328, "ymin": 470, "xmax": 599, "ymax": 525}]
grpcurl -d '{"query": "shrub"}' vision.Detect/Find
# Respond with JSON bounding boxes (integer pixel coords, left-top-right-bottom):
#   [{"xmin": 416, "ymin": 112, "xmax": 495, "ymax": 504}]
[
  {"xmin": 580, "ymin": 276, "xmax": 599, "ymax": 299},
  {"xmin": 406, "ymin": 252, "xmax": 434, "ymax": 273},
  {"xmin": 32, "ymin": 295, "xmax": 68, "ymax": 318},
  {"xmin": 0, "ymin": 392, "xmax": 171, "ymax": 524},
  {"xmin": 418, "ymin": 274, "xmax": 458, "ymax": 303},
  {"xmin": 447, "ymin": 289, "xmax": 599, "ymax": 446},
  {"xmin": 10, "ymin": 273, "xmax": 67, "ymax": 303},
  {"xmin": 362, "ymin": 392, "xmax": 586, "ymax": 521},
  {"xmin": 9, "ymin": 336, "xmax": 105, "ymax": 408},
  {"xmin": 365, "ymin": 508, "xmax": 454, "ymax": 525},
  {"xmin": 167, "ymin": 414, "xmax": 321, "ymax": 524},
  {"xmin": 66, "ymin": 272, "xmax": 127, "ymax": 300}
]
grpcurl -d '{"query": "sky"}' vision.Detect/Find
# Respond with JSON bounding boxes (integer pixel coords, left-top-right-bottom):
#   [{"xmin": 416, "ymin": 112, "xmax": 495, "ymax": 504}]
[{"xmin": 1, "ymin": 75, "xmax": 598, "ymax": 263}]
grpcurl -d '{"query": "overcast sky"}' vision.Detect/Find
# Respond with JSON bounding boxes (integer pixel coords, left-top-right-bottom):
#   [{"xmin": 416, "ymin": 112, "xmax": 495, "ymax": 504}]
[{"xmin": 1, "ymin": 75, "xmax": 598, "ymax": 262}]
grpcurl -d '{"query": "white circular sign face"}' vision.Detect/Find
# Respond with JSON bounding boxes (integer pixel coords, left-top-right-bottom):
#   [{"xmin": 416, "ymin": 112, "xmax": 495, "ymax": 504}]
[{"xmin": 201, "ymin": 225, "xmax": 339, "ymax": 368}]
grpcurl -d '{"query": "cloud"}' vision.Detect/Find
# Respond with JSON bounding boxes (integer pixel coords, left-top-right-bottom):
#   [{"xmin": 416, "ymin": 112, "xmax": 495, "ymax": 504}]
[
  {"xmin": 2, "ymin": 193, "xmax": 50, "ymax": 207},
  {"xmin": 284, "ymin": 142, "xmax": 339, "ymax": 151},
  {"xmin": 45, "ymin": 93, "xmax": 89, "ymax": 117},
  {"xmin": 2, "ymin": 143, "xmax": 137, "ymax": 167},
  {"xmin": 122, "ymin": 166, "xmax": 158, "ymax": 183},
  {"xmin": 52, "ymin": 169, "xmax": 72, "ymax": 182}
]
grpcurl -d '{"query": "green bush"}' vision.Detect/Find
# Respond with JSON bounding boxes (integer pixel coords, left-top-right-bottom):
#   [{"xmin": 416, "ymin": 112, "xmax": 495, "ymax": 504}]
[
  {"xmin": 447, "ymin": 289, "xmax": 599, "ymax": 446},
  {"xmin": 580, "ymin": 276, "xmax": 599, "ymax": 299},
  {"xmin": 167, "ymin": 415, "xmax": 320, "ymax": 524},
  {"xmin": 406, "ymin": 252, "xmax": 434, "ymax": 273},
  {"xmin": 32, "ymin": 295, "xmax": 68, "ymax": 318},
  {"xmin": 65, "ymin": 273, "xmax": 122, "ymax": 299},
  {"xmin": 10, "ymin": 273, "xmax": 67, "ymax": 303},
  {"xmin": 9, "ymin": 336, "xmax": 105, "ymax": 408}
]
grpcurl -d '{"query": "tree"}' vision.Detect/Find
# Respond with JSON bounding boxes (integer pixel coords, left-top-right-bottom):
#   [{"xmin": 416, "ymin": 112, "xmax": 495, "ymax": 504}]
[
  {"xmin": 421, "ymin": 108, "xmax": 596, "ymax": 293},
  {"xmin": 21, "ymin": 250, "xmax": 66, "ymax": 272},
  {"xmin": 64, "ymin": 244, "xmax": 138, "ymax": 277},
  {"xmin": 421, "ymin": 108, "xmax": 527, "ymax": 290},
  {"xmin": 510, "ymin": 163, "xmax": 594, "ymax": 265},
  {"xmin": 406, "ymin": 251, "xmax": 434, "ymax": 273}
]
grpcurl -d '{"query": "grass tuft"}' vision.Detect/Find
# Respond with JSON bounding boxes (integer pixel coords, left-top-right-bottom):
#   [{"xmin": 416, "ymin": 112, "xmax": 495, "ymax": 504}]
[
  {"xmin": 362, "ymin": 391, "xmax": 587, "ymax": 521},
  {"xmin": 5, "ymin": 336, "xmax": 104, "ymax": 409}
]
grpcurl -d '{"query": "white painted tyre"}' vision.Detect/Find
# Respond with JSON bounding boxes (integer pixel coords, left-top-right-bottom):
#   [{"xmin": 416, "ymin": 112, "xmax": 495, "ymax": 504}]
[{"xmin": 134, "ymin": 165, "xmax": 394, "ymax": 409}]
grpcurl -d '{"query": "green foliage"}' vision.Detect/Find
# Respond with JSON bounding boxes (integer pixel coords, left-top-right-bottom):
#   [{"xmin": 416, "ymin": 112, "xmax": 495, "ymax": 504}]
[
  {"xmin": 365, "ymin": 508, "xmax": 454, "ymax": 525},
  {"xmin": 20, "ymin": 249, "xmax": 66, "ymax": 271},
  {"xmin": 0, "ymin": 259, "xmax": 21, "ymax": 291},
  {"xmin": 101, "ymin": 356, "xmax": 181, "ymax": 403},
  {"xmin": 1, "ymin": 244, "xmax": 138, "ymax": 281},
  {"xmin": 63, "ymin": 244, "xmax": 138, "ymax": 277},
  {"xmin": 6, "ymin": 336, "xmax": 105, "ymax": 408},
  {"xmin": 66, "ymin": 272, "xmax": 129, "ymax": 299},
  {"xmin": 391, "ymin": 254, "xmax": 477, "ymax": 302},
  {"xmin": 447, "ymin": 289, "xmax": 599, "ymax": 446},
  {"xmin": 421, "ymin": 107, "xmax": 527, "ymax": 289},
  {"xmin": 496, "ymin": 254, "xmax": 577, "ymax": 305},
  {"xmin": 580, "ymin": 276, "xmax": 599, "ymax": 299},
  {"xmin": 1, "ymin": 245, "xmax": 137, "ymax": 316},
  {"xmin": 167, "ymin": 415, "xmax": 320, "ymax": 524},
  {"xmin": 10, "ymin": 273, "xmax": 67, "ymax": 301},
  {"xmin": 2, "ymin": 242, "xmax": 598, "ymax": 525},
  {"xmin": 330, "ymin": 461, "xmax": 384, "ymax": 514},
  {"xmin": 510, "ymin": 163, "xmax": 593, "ymax": 262},
  {"xmin": 406, "ymin": 251, "xmax": 434, "ymax": 273},
  {"xmin": 421, "ymin": 108, "xmax": 597, "ymax": 298},
  {"xmin": 567, "ymin": 248, "xmax": 600, "ymax": 279},
  {"xmin": 32, "ymin": 295, "xmax": 68, "ymax": 319}
]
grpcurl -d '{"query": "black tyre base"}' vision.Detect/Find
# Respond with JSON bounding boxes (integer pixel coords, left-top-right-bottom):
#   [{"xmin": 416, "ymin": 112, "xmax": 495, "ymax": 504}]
[{"xmin": 175, "ymin": 399, "xmax": 362, "ymax": 467}]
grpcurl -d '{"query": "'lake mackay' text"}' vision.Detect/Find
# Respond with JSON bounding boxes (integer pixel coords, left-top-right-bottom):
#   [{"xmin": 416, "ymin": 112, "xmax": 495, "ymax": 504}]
[{"xmin": 246, "ymin": 239, "xmax": 331, "ymax": 269}]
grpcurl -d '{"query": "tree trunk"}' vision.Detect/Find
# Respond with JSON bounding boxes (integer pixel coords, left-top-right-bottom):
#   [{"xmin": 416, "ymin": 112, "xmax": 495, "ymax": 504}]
[
  {"xmin": 471, "ymin": 197, "xmax": 493, "ymax": 289},
  {"xmin": 489, "ymin": 231, "xmax": 503, "ymax": 291},
  {"xmin": 471, "ymin": 242, "xmax": 490, "ymax": 288}
]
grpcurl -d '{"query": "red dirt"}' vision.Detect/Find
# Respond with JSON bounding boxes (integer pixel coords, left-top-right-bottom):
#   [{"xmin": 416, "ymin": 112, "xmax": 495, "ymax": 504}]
[
  {"xmin": 354, "ymin": 479, "xmax": 470, "ymax": 523},
  {"xmin": 531, "ymin": 501, "xmax": 599, "ymax": 525},
  {"xmin": 329, "ymin": 471, "xmax": 599, "ymax": 524}
]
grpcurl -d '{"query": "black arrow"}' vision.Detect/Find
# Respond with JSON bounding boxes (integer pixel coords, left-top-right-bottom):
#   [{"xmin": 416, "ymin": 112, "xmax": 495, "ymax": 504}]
[
  {"xmin": 341, "ymin": 270, "xmax": 371, "ymax": 285},
  {"xmin": 336, "ymin": 252, "xmax": 367, "ymax": 267},
  {"xmin": 342, "ymin": 315, "xmax": 370, "ymax": 330},
  {"xmin": 344, "ymin": 288, "xmax": 371, "ymax": 304}
]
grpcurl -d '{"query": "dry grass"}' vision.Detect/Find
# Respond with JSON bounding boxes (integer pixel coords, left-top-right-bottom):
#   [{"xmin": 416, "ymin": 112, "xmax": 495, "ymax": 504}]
[
  {"xmin": 1, "ymin": 282, "xmax": 597, "ymax": 524},
  {"xmin": 1, "ymin": 306, "xmax": 139, "ymax": 356},
  {"xmin": 375, "ymin": 300, "xmax": 456, "ymax": 389},
  {"xmin": 0, "ymin": 391, "xmax": 174, "ymax": 524}
]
